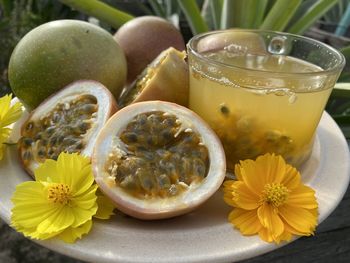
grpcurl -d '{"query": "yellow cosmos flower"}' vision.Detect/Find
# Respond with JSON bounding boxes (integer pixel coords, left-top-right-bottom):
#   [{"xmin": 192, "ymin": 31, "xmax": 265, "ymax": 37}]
[
  {"xmin": 11, "ymin": 152, "xmax": 115, "ymax": 243},
  {"xmin": 0, "ymin": 94, "xmax": 23, "ymax": 160},
  {"xmin": 224, "ymin": 153, "xmax": 318, "ymax": 244}
]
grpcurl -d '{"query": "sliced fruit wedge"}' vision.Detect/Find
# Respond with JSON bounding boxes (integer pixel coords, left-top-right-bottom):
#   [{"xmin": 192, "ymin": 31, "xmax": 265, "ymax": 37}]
[
  {"xmin": 92, "ymin": 101, "xmax": 226, "ymax": 220},
  {"xmin": 18, "ymin": 80, "xmax": 118, "ymax": 176},
  {"xmin": 118, "ymin": 47, "xmax": 189, "ymax": 108}
]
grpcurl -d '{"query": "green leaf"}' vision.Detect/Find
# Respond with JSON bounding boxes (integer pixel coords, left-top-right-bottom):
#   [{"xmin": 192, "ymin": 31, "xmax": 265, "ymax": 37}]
[
  {"xmin": 148, "ymin": 0, "xmax": 166, "ymax": 18},
  {"xmin": 287, "ymin": 0, "xmax": 339, "ymax": 35},
  {"xmin": 252, "ymin": 0, "xmax": 269, "ymax": 28},
  {"xmin": 209, "ymin": 0, "xmax": 223, "ymax": 29},
  {"xmin": 331, "ymin": 83, "xmax": 350, "ymax": 98},
  {"xmin": 220, "ymin": 0, "xmax": 236, "ymax": 29},
  {"xmin": 341, "ymin": 45, "xmax": 350, "ymax": 57},
  {"xmin": 59, "ymin": 0, "xmax": 134, "ymax": 29},
  {"xmin": 259, "ymin": 0, "xmax": 302, "ymax": 31},
  {"xmin": 177, "ymin": 0, "xmax": 209, "ymax": 34}
]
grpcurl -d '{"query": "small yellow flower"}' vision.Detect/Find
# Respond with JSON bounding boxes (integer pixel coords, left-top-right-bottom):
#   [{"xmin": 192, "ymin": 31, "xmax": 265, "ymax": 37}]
[
  {"xmin": 11, "ymin": 152, "xmax": 115, "ymax": 243},
  {"xmin": 0, "ymin": 94, "xmax": 23, "ymax": 160},
  {"xmin": 224, "ymin": 153, "xmax": 318, "ymax": 244}
]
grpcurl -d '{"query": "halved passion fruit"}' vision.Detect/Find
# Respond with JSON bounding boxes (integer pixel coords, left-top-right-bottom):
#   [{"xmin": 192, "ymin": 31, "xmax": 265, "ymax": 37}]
[
  {"xmin": 92, "ymin": 101, "xmax": 226, "ymax": 220},
  {"xmin": 118, "ymin": 47, "xmax": 189, "ymax": 108},
  {"xmin": 18, "ymin": 80, "xmax": 118, "ymax": 176}
]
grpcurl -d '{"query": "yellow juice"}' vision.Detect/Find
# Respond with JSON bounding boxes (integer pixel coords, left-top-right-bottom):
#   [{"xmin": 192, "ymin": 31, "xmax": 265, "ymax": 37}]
[{"xmin": 189, "ymin": 51, "xmax": 333, "ymax": 170}]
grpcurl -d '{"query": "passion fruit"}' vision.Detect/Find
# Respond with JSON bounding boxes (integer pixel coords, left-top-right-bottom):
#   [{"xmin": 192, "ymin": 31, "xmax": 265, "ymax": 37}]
[
  {"xmin": 9, "ymin": 20, "xmax": 127, "ymax": 110},
  {"xmin": 114, "ymin": 16, "xmax": 185, "ymax": 83},
  {"xmin": 92, "ymin": 101, "xmax": 226, "ymax": 220},
  {"xmin": 118, "ymin": 47, "xmax": 189, "ymax": 107},
  {"xmin": 19, "ymin": 80, "xmax": 117, "ymax": 176}
]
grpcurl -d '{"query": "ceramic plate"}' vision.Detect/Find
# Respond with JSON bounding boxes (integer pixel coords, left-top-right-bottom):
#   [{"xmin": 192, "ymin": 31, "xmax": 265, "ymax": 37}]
[{"xmin": 0, "ymin": 112, "xmax": 349, "ymax": 263}]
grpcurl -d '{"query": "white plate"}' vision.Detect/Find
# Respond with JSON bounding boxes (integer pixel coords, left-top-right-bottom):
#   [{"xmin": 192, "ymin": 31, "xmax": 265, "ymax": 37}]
[{"xmin": 0, "ymin": 112, "xmax": 349, "ymax": 263}]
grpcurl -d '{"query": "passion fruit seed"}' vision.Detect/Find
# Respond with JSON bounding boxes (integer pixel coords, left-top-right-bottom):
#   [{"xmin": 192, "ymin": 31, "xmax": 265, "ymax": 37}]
[
  {"xmin": 105, "ymin": 111, "xmax": 209, "ymax": 199},
  {"xmin": 215, "ymin": 104, "xmax": 295, "ymax": 169},
  {"xmin": 19, "ymin": 94, "xmax": 97, "ymax": 164}
]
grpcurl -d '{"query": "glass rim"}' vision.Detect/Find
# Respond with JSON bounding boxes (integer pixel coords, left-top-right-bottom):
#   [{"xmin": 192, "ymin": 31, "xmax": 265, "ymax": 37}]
[{"xmin": 187, "ymin": 29, "xmax": 346, "ymax": 77}]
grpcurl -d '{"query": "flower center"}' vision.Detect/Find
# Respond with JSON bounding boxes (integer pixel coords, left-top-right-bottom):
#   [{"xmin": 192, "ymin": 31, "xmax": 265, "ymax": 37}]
[
  {"xmin": 47, "ymin": 183, "xmax": 71, "ymax": 205},
  {"xmin": 262, "ymin": 183, "xmax": 289, "ymax": 207}
]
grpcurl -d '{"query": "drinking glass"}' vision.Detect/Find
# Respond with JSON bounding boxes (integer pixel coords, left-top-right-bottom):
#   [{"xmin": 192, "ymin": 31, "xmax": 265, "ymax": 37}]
[{"xmin": 187, "ymin": 29, "xmax": 345, "ymax": 170}]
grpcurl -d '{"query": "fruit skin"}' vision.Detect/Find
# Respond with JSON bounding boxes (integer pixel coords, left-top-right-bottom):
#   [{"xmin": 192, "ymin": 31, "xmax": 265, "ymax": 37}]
[
  {"xmin": 9, "ymin": 20, "xmax": 127, "ymax": 110},
  {"xmin": 119, "ymin": 47, "xmax": 189, "ymax": 107},
  {"xmin": 114, "ymin": 16, "xmax": 185, "ymax": 83},
  {"xmin": 19, "ymin": 80, "xmax": 118, "ymax": 177},
  {"xmin": 92, "ymin": 101, "xmax": 226, "ymax": 220}
]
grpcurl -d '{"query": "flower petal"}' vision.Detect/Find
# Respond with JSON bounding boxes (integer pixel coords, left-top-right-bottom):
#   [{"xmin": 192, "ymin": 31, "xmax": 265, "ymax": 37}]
[
  {"xmin": 57, "ymin": 220, "xmax": 92, "ymax": 243},
  {"xmin": 237, "ymin": 159, "xmax": 265, "ymax": 195},
  {"xmin": 257, "ymin": 203, "xmax": 284, "ymax": 238},
  {"xmin": 12, "ymin": 223, "xmax": 62, "ymax": 240},
  {"xmin": 287, "ymin": 185, "xmax": 318, "ymax": 209},
  {"xmin": 94, "ymin": 194, "xmax": 116, "ymax": 220},
  {"xmin": 256, "ymin": 154, "xmax": 286, "ymax": 185},
  {"xmin": 1, "ymin": 100, "xmax": 23, "ymax": 127},
  {"xmin": 234, "ymin": 181, "xmax": 260, "ymax": 210},
  {"xmin": 34, "ymin": 159, "xmax": 58, "ymax": 182},
  {"xmin": 11, "ymin": 182, "xmax": 57, "ymax": 229},
  {"xmin": 56, "ymin": 153, "xmax": 92, "ymax": 191},
  {"xmin": 223, "ymin": 180, "xmax": 238, "ymax": 207},
  {"xmin": 281, "ymin": 164, "xmax": 301, "ymax": 190},
  {"xmin": 279, "ymin": 204, "xmax": 317, "ymax": 235},
  {"xmin": 0, "ymin": 127, "xmax": 11, "ymax": 160},
  {"xmin": 37, "ymin": 206, "xmax": 75, "ymax": 234},
  {"xmin": 72, "ymin": 184, "xmax": 98, "ymax": 210},
  {"xmin": 0, "ymin": 94, "xmax": 11, "ymax": 121},
  {"xmin": 258, "ymin": 227, "xmax": 273, "ymax": 243},
  {"xmin": 228, "ymin": 208, "xmax": 262, "ymax": 235},
  {"xmin": 69, "ymin": 203, "xmax": 98, "ymax": 228}
]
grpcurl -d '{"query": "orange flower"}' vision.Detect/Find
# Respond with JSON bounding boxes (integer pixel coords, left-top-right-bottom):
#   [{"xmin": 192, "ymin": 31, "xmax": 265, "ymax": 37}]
[{"xmin": 224, "ymin": 153, "xmax": 318, "ymax": 243}]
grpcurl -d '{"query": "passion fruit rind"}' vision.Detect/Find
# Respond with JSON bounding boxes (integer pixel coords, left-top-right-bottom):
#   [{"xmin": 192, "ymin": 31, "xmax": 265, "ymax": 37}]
[
  {"xmin": 118, "ymin": 47, "xmax": 189, "ymax": 108},
  {"xmin": 19, "ymin": 80, "xmax": 118, "ymax": 176},
  {"xmin": 92, "ymin": 101, "xmax": 226, "ymax": 220}
]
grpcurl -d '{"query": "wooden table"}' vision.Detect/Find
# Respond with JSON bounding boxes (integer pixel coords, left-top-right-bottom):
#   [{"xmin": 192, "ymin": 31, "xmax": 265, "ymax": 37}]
[{"xmin": 1, "ymin": 147, "xmax": 349, "ymax": 263}]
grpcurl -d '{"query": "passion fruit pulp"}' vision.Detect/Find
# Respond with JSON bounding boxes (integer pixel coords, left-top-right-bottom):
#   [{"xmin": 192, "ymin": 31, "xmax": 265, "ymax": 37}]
[
  {"xmin": 92, "ymin": 101, "xmax": 226, "ymax": 220},
  {"xmin": 19, "ymin": 80, "xmax": 117, "ymax": 176},
  {"xmin": 118, "ymin": 47, "xmax": 189, "ymax": 107},
  {"xmin": 9, "ymin": 20, "xmax": 127, "ymax": 110}
]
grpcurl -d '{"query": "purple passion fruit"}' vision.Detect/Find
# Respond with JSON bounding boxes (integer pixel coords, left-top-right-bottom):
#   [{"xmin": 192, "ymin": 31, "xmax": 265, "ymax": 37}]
[{"xmin": 114, "ymin": 16, "xmax": 185, "ymax": 83}]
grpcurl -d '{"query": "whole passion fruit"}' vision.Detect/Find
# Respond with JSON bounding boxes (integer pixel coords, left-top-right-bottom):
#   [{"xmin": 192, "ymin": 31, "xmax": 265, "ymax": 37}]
[
  {"xmin": 114, "ymin": 16, "xmax": 185, "ymax": 83},
  {"xmin": 9, "ymin": 20, "xmax": 127, "ymax": 110},
  {"xmin": 118, "ymin": 47, "xmax": 189, "ymax": 107},
  {"xmin": 19, "ymin": 80, "xmax": 118, "ymax": 176},
  {"xmin": 92, "ymin": 101, "xmax": 226, "ymax": 220}
]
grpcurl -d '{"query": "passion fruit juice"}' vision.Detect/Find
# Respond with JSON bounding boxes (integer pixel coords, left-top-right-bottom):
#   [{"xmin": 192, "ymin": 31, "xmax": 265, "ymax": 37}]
[{"xmin": 189, "ymin": 51, "xmax": 332, "ymax": 170}]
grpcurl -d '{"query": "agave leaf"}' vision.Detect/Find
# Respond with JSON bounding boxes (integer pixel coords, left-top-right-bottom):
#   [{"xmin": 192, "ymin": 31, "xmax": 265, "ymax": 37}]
[
  {"xmin": 252, "ymin": 0, "xmax": 269, "ymax": 28},
  {"xmin": 59, "ymin": 0, "xmax": 134, "ymax": 28},
  {"xmin": 220, "ymin": 0, "xmax": 236, "ymax": 29},
  {"xmin": 260, "ymin": 0, "xmax": 302, "ymax": 31},
  {"xmin": 148, "ymin": 0, "xmax": 166, "ymax": 18},
  {"xmin": 177, "ymin": 0, "xmax": 209, "ymax": 34},
  {"xmin": 287, "ymin": 0, "xmax": 339, "ymax": 35},
  {"xmin": 209, "ymin": 0, "xmax": 223, "ymax": 29}
]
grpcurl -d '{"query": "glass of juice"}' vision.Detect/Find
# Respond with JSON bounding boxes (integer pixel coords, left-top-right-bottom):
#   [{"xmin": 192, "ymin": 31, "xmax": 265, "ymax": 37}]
[{"xmin": 187, "ymin": 29, "xmax": 345, "ymax": 171}]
